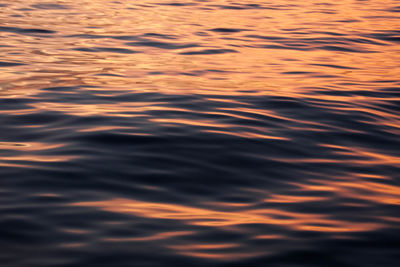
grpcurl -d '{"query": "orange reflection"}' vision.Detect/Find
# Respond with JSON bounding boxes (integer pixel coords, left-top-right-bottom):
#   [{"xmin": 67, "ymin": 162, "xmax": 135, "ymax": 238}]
[
  {"xmin": 70, "ymin": 198, "xmax": 383, "ymax": 232},
  {"xmin": 276, "ymin": 144, "xmax": 400, "ymax": 166},
  {"xmin": 104, "ymin": 231, "xmax": 194, "ymax": 242},
  {"xmin": 0, "ymin": 142, "xmax": 77, "ymax": 167},
  {"xmin": 171, "ymin": 250, "xmax": 266, "ymax": 261},
  {"xmin": 1, "ymin": 0, "xmax": 399, "ymax": 100},
  {"xmin": 292, "ymin": 178, "xmax": 400, "ymax": 206},
  {"xmin": 0, "ymin": 142, "xmax": 63, "ymax": 151},
  {"xmin": 204, "ymin": 130, "xmax": 290, "ymax": 140},
  {"xmin": 265, "ymin": 194, "xmax": 329, "ymax": 203},
  {"xmin": 0, "ymin": 155, "xmax": 78, "ymax": 162},
  {"xmin": 68, "ymin": 195, "xmax": 389, "ymax": 260},
  {"xmin": 1, "ymin": 0, "xmax": 399, "ymax": 263}
]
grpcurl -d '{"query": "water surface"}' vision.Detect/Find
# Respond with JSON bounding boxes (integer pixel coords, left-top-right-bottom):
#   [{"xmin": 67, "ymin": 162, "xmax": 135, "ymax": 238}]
[{"xmin": 1, "ymin": 0, "xmax": 400, "ymax": 266}]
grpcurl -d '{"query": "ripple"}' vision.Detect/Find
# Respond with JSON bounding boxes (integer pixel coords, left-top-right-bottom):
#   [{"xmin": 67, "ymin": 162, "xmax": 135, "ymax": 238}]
[
  {"xmin": 1, "ymin": 0, "xmax": 399, "ymax": 266},
  {"xmin": 72, "ymin": 47, "xmax": 139, "ymax": 54},
  {"xmin": 180, "ymin": 49, "xmax": 238, "ymax": 55},
  {"xmin": 209, "ymin": 28, "xmax": 245, "ymax": 33},
  {"xmin": 125, "ymin": 40, "xmax": 199, "ymax": 50},
  {"xmin": 0, "ymin": 26, "xmax": 56, "ymax": 34},
  {"xmin": 31, "ymin": 3, "xmax": 69, "ymax": 10},
  {"xmin": 0, "ymin": 61, "xmax": 26, "ymax": 67}
]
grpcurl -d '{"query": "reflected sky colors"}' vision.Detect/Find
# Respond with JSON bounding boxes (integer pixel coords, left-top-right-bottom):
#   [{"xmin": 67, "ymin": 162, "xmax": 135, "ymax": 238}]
[{"xmin": 1, "ymin": 0, "xmax": 399, "ymax": 266}]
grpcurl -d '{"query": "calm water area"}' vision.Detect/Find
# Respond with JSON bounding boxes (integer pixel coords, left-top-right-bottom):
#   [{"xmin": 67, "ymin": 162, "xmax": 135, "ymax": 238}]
[{"xmin": 1, "ymin": 0, "xmax": 400, "ymax": 266}]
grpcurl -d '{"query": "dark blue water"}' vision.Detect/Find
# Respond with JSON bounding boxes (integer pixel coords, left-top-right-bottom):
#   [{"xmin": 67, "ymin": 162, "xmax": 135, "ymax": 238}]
[{"xmin": 1, "ymin": 1, "xmax": 400, "ymax": 266}]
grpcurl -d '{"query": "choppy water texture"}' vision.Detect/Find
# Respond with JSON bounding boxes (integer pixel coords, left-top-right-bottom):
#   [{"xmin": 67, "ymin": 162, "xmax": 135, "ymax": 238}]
[{"xmin": 1, "ymin": 0, "xmax": 400, "ymax": 266}]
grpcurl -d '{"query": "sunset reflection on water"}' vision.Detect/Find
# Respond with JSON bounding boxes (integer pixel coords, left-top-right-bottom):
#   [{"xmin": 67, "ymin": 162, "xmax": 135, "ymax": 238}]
[{"xmin": 1, "ymin": 0, "xmax": 399, "ymax": 266}]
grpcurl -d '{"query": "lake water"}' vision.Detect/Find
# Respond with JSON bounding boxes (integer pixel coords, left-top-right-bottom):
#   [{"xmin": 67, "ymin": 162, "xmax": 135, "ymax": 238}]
[{"xmin": 1, "ymin": 0, "xmax": 399, "ymax": 266}]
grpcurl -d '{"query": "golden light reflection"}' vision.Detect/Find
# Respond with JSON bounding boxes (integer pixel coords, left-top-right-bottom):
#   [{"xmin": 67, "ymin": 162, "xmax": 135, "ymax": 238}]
[
  {"xmin": 1, "ymin": 0, "xmax": 399, "ymax": 263},
  {"xmin": 70, "ymin": 198, "xmax": 383, "ymax": 233},
  {"xmin": 0, "ymin": 142, "xmax": 77, "ymax": 167},
  {"xmin": 0, "ymin": 155, "xmax": 79, "ymax": 162},
  {"xmin": 292, "ymin": 178, "xmax": 400, "ymax": 206},
  {"xmin": 1, "ymin": 0, "xmax": 399, "ymax": 99},
  {"xmin": 265, "ymin": 194, "xmax": 329, "ymax": 203},
  {"xmin": 170, "ymin": 250, "xmax": 266, "ymax": 261},
  {"xmin": 0, "ymin": 142, "xmax": 63, "ymax": 151},
  {"xmin": 275, "ymin": 144, "xmax": 400, "ymax": 166},
  {"xmin": 65, "ymin": 193, "xmax": 392, "ymax": 259}
]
